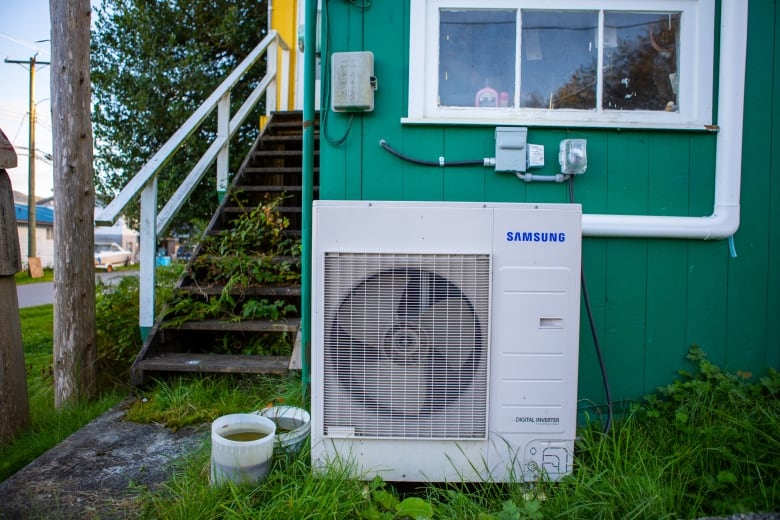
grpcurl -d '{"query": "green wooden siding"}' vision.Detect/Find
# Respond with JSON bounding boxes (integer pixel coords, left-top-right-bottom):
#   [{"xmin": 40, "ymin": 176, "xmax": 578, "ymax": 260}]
[{"xmin": 316, "ymin": 0, "xmax": 780, "ymax": 407}]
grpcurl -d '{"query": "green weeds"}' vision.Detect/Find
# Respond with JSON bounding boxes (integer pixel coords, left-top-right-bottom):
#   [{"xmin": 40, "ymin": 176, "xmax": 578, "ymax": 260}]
[
  {"xmin": 125, "ymin": 374, "xmax": 305, "ymax": 430},
  {"xmin": 162, "ymin": 195, "xmax": 301, "ymax": 328},
  {"xmin": 6, "ymin": 294, "xmax": 779, "ymax": 519},
  {"xmin": 0, "ymin": 305, "xmax": 124, "ymax": 482},
  {"xmin": 136, "ymin": 347, "xmax": 779, "ymax": 519},
  {"xmin": 95, "ymin": 264, "xmax": 184, "ymax": 385}
]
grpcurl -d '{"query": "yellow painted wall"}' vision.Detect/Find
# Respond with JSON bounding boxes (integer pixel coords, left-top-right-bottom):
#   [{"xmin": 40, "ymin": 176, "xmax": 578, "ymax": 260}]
[{"xmin": 270, "ymin": 0, "xmax": 298, "ymax": 111}]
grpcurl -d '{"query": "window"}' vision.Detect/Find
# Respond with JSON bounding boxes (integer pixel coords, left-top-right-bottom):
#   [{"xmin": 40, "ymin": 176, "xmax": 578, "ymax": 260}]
[{"xmin": 407, "ymin": 0, "xmax": 714, "ymax": 128}]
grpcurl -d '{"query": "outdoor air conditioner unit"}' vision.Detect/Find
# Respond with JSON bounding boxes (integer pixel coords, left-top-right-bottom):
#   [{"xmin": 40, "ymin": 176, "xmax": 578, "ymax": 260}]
[{"xmin": 311, "ymin": 201, "xmax": 582, "ymax": 482}]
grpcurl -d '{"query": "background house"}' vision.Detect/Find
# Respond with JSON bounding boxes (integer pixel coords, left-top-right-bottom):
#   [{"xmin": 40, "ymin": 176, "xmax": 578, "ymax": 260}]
[
  {"xmin": 12, "ymin": 191, "xmax": 140, "ymax": 269},
  {"xmin": 13, "ymin": 192, "xmax": 54, "ymax": 268}
]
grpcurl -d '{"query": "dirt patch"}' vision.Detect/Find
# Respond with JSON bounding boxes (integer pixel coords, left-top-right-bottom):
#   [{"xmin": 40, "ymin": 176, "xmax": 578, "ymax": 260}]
[{"xmin": 0, "ymin": 401, "xmax": 208, "ymax": 520}]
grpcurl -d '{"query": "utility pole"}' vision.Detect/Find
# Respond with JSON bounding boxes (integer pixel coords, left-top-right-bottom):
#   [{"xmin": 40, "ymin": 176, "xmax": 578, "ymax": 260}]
[{"xmin": 4, "ymin": 55, "xmax": 50, "ymax": 261}]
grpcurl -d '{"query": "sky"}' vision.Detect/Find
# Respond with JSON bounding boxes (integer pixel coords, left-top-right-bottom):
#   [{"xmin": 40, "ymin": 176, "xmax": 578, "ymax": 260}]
[{"xmin": 0, "ymin": 0, "xmax": 54, "ymax": 200}]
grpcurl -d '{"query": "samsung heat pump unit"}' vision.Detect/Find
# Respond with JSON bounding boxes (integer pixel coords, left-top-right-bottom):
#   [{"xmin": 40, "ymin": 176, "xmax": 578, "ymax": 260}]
[{"xmin": 311, "ymin": 201, "xmax": 582, "ymax": 482}]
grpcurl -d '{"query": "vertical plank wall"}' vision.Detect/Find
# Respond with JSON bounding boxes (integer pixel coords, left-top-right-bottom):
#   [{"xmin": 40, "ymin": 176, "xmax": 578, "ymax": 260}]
[{"xmin": 317, "ymin": 0, "xmax": 780, "ymax": 410}]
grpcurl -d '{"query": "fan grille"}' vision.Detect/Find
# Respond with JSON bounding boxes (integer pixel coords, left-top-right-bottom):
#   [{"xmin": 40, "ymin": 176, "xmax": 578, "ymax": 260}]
[{"xmin": 322, "ymin": 252, "xmax": 490, "ymax": 439}]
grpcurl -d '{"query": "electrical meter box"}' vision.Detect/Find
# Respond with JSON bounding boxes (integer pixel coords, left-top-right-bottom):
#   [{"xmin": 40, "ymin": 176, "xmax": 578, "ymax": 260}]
[
  {"xmin": 495, "ymin": 127, "xmax": 528, "ymax": 172},
  {"xmin": 331, "ymin": 51, "xmax": 376, "ymax": 112}
]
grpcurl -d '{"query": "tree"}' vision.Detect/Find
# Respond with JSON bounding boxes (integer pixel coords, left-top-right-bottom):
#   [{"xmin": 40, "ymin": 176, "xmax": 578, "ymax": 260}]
[
  {"xmin": 90, "ymin": 0, "xmax": 268, "ymax": 234},
  {"xmin": 50, "ymin": 0, "xmax": 97, "ymax": 407}
]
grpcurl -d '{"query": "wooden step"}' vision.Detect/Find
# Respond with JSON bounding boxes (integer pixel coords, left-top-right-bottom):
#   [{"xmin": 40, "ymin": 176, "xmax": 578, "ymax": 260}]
[
  {"xmin": 262, "ymin": 135, "xmax": 305, "ymax": 143},
  {"xmin": 241, "ymin": 167, "xmax": 318, "ymax": 174},
  {"xmin": 177, "ymin": 285, "xmax": 301, "ymax": 297},
  {"xmin": 190, "ymin": 254, "xmax": 300, "ymax": 264},
  {"xmin": 222, "ymin": 206, "xmax": 302, "ymax": 215},
  {"xmin": 231, "ymin": 185, "xmax": 319, "ymax": 193},
  {"xmin": 267, "ymin": 118, "xmax": 319, "ymax": 128},
  {"xmin": 253, "ymin": 150, "xmax": 319, "ymax": 158},
  {"xmin": 166, "ymin": 318, "xmax": 300, "ymax": 333},
  {"xmin": 132, "ymin": 353, "xmax": 291, "ymax": 384}
]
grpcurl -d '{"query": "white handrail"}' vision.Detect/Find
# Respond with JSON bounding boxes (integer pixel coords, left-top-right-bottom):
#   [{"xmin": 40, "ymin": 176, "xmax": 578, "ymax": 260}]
[
  {"xmin": 155, "ymin": 71, "xmax": 276, "ymax": 234},
  {"xmin": 93, "ymin": 31, "xmax": 291, "ymax": 337},
  {"xmin": 95, "ymin": 30, "xmax": 289, "ymax": 226}
]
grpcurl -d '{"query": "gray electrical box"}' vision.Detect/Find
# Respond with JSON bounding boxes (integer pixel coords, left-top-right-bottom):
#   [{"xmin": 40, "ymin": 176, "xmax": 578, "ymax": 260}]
[
  {"xmin": 331, "ymin": 51, "xmax": 376, "ymax": 112},
  {"xmin": 495, "ymin": 127, "xmax": 528, "ymax": 172}
]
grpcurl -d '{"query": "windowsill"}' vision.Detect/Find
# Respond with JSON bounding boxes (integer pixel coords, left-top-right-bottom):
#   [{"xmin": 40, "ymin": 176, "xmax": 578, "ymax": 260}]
[{"xmin": 400, "ymin": 116, "xmax": 718, "ymax": 131}]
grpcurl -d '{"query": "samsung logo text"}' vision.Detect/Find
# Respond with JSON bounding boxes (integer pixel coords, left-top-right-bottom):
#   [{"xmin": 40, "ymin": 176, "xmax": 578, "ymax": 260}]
[{"xmin": 506, "ymin": 231, "xmax": 567, "ymax": 243}]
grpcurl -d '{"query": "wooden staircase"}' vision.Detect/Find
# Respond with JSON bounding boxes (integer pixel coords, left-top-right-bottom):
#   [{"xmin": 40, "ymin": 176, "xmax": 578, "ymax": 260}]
[{"xmin": 130, "ymin": 111, "xmax": 318, "ymax": 386}]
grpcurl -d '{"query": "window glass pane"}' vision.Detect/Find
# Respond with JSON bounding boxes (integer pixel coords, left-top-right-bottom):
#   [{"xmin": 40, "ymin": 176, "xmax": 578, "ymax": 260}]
[
  {"xmin": 603, "ymin": 12, "xmax": 681, "ymax": 111},
  {"xmin": 520, "ymin": 11, "xmax": 598, "ymax": 109},
  {"xmin": 439, "ymin": 9, "xmax": 516, "ymax": 107}
]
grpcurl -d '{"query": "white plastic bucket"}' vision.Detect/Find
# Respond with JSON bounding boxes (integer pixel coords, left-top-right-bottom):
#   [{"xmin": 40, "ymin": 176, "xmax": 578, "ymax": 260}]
[
  {"xmin": 210, "ymin": 413, "xmax": 276, "ymax": 486},
  {"xmin": 258, "ymin": 406, "xmax": 311, "ymax": 454}
]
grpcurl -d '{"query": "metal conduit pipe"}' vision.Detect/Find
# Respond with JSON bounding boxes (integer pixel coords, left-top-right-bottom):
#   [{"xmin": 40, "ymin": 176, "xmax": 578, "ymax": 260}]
[
  {"xmin": 301, "ymin": 0, "xmax": 317, "ymax": 385},
  {"xmin": 582, "ymin": 0, "xmax": 747, "ymax": 240}
]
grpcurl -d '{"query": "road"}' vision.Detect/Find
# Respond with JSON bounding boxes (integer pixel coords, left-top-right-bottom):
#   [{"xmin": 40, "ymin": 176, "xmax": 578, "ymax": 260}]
[{"xmin": 16, "ymin": 271, "xmax": 137, "ymax": 309}]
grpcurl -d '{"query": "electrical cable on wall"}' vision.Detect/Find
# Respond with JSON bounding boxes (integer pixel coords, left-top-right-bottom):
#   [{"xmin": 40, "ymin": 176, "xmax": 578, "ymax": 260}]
[
  {"xmin": 322, "ymin": 0, "xmax": 358, "ymax": 145},
  {"xmin": 569, "ymin": 177, "xmax": 613, "ymax": 435},
  {"xmin": 379, "ymin": 139, "xmax": 490, "ymax": 167},
  {"xmin": 321, "ymin": 0, "xmax": 373, "ymax": 146}
]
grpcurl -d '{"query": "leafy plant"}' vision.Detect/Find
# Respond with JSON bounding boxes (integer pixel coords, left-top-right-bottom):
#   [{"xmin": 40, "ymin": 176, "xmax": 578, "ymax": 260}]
[
  {"xmin": 95, "ymin": 264, "xmax": 183, "ymax": 387},
  {"xmin": 162, "ymin": 194, "xmax": 301, "ymax": 328},
  {"xmin": 542, "ymin": 345, "xmax": 780, "ymax": 519}
]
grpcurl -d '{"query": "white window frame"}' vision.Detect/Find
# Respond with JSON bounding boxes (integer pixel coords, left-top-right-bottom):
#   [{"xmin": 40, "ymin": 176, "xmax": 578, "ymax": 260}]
[{"xmin": 405, "ymin": 0, "xmax": 715, "ymax": 129}]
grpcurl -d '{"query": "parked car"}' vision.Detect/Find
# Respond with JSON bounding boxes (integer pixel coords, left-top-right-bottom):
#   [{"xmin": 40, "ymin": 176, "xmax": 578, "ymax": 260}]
[{"xmin": 94, "ymin": 242, "xmax": 132, "ymax": 272}]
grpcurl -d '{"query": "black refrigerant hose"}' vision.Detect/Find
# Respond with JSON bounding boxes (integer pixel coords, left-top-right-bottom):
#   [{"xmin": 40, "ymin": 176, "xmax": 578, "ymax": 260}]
[
  {"xmin": 379, "ymin": 139, "xmax": 486, "ymax": 167},
  {"xmin": 569, "ymin": 177, "xmax": 613, "ymax": 435}
]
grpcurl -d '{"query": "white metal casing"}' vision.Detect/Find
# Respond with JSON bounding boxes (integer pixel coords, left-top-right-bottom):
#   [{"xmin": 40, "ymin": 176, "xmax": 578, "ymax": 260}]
[{"xmin": 311, "ymin": 200, "xmax": 582, "ymax": 482}]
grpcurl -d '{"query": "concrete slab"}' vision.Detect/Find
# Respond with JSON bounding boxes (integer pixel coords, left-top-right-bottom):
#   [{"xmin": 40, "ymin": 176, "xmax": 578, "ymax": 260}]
[{"xmin": 0, "ymin": 400, "xmax": 208, "ymax": 519}]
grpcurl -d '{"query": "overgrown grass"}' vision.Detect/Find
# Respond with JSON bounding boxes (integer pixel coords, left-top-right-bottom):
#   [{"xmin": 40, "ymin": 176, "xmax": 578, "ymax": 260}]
[
  {"xmin": 133, "ymin": 348, "xmax": 779, "ymax": 519},
  {"xmin": 6, "ymin": 273, "xmax": 779, "ymax": 518},
  {"xmin": 125, "ymin": 374, "xmax": 306, "ymax": 430},
  {"xmin": 0, "ymin": 305, "xmax": 124, "ymax": 482}
]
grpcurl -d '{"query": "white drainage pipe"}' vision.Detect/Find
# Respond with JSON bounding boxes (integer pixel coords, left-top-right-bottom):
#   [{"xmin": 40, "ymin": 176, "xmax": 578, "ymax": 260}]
[{"xmin": 583, "ymin": 0, "xmax": 747, "ymax": 240}]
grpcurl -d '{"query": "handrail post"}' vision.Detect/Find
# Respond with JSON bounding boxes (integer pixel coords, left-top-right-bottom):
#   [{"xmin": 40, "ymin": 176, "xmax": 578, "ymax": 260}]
[
  {"xmin": 279, "ymin": 43, "xmax": 290, "ymax": 110},
  {"xmin": 217, "ymin": 92, "xmax": 230, "ymax": 202},
  {"xmin": 267, "ymin": 38, "xmax": 278, "ymax": 115},
  {"xmin": 139, "ymin": 176, "xmax": 158, "ymax": 340}
]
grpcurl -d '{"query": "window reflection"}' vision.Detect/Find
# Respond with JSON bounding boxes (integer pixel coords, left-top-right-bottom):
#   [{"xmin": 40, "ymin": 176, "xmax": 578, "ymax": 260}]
[
  {"xmin": 603, "ymin": 12, "xmax": 680, "ymax": 112},
  {"xmin": 437, "ymin": 8, "xmax": 681, "ymax": 113},
  {"xmin": 438, "ymin": 9, "xmax": 516, "ymax": 108},
  {"xmin": 520, "ymin": 11, "xmax": 598, "ymax": 109}
]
